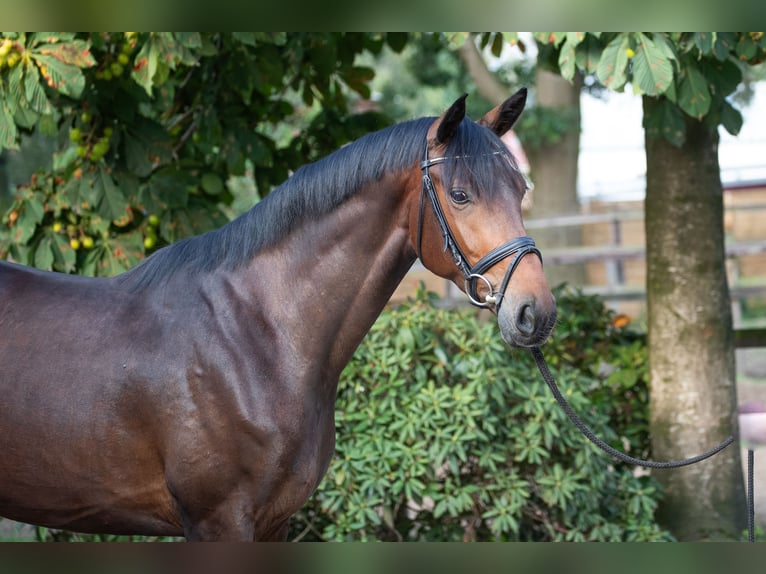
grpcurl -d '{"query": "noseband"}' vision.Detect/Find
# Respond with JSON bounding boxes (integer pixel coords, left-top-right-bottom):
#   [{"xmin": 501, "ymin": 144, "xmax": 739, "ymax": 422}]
[{"xmin": 417, "ymin": 144, "xmax": 542, "ymax": 310}]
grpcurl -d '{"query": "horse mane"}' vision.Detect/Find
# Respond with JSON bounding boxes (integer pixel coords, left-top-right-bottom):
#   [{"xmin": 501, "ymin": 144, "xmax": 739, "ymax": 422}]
[{"xmin": 118, "ymin": 113, "xmax": 523, "ymax": 290}]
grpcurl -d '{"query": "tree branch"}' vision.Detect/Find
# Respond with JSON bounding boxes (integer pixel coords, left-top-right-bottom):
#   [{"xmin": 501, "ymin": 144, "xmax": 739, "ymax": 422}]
[{"xmin": 457, "ymin": 35, "xmax": 508, "ymax": 105}]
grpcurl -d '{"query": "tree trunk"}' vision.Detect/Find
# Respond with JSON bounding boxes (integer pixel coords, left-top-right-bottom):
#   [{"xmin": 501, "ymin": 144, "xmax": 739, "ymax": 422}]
[
  {"xmin": 525, "ymin": 68, "xmax": 586, "ymax": 288},
  {"xmin": 457, "ymin": 38, "xmax": 508, "ymax": 106},
  {"xmin": 643, "ymin": 97, "xmax": 746, "ymax": 540}
]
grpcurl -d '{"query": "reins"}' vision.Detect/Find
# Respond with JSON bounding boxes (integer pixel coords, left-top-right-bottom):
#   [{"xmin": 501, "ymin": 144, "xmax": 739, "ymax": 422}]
[
  {"xmin": 418, "ymin": 142, "xmax": 755, "ymax": 542},
  {"xmin": 529, "ymin": 346, "xmax": 735, "ymax": 469},
  {"xmin": 530, "ymin": 347, "xmax": 759, "ymax": 542}
]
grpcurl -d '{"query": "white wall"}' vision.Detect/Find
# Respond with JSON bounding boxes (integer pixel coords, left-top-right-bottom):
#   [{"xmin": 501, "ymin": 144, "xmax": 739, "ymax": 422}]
[{"xmin": 578, "ymin": 82, "xmax": 766, "ymax": 203}]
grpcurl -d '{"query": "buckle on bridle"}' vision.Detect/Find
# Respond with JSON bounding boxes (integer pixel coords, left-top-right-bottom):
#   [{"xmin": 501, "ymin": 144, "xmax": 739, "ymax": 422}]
[{"xmin": 465, "ymin": 273, "xmax": 499, "ymax": 308}]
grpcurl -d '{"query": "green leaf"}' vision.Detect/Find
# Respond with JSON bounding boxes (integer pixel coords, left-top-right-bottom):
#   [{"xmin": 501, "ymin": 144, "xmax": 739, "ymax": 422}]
[
  {"xmin": 123, "ymin": 131, "xmax": 154, "ymax": 177},
  {"xmin": 700, "ymin": 58, "xmax": 742, "ymax": 98},
  {"xmin": 28, "ymin": 32, "xmax": 76, "ymax": 47},
  {"xmin": 663, "ymin": 75, "xmax": 678, "ymax": 103},
  {"xmin": 200, "ymin": 172, "xmax": 224, "ymax": 195},
  {"xmin": 173, "ymin": 32, "xmax": 202, "ymax": 51},
  {"xmin": 88, "ymin": 229, "xmax": 144, "ymax": 277},
  {"xmin": 32, "ymin": 53, "xmax": 86, "ymax": 98},
  {"xmin": 575, "ymin": 34, "xmax": 602, "ymax": 74},
  {"xmin": 34, "ymin": 235, "xmax": 54, "ymax": 270},
  {"xmin": 52, "ymin": 146, "xmax": 78, "ymax": 172},
  {"xmin": 51, "ymin": 232, "xmax": 76, "ymax": 272},
  {"xmin": 252, "ymin": 32, "xmax": 287, "ymax": 46},
  {"xmin": 0, "ymin": 102, "xmax": 18, "ymax": 150},
  {"xmin": 720, "ymin": 100, "xmax": 743, "ymax": 136},
  {"xmin": 491, "ymin": 33, "xmax": 504, "ymax": 58},
  {"xmin": 643, "ymin": 97, "xmax": 686, "ymax": 147},
  {"xmin": 14, "ymin": 197, "xmax": 45, "ymax": 244},
  {"xmin": 78, "ymin": 173, "xmax": 99, "ymax": 211},
  {"xmin": 557, "ymin": 36, "xmax": 578, "ymax": 80},
  {"xmin": 676, "ymin": 63, "xmax": 711, "ymax": 119},
  {"xmin": 386, "ymin": 32, "xmax": 408, "ymax": 53},
  {"xmin": 96, "ymin": 168, "xmax": 129, "ymax": 222},
  {"xmin": 443, "ymin": 33, "xmax": 469, "ymax": 48},
  {"xmin": 131, "ymin": 38, "xmax": 160, "ymax": 95},
  {"xmin": 396, "ymin": 327, "xmax": 415, "ymax": 351},
  {"xmin": 631, "ymin": 33, "xmax": 675, "ymax": 96},
  {"xmin": 7, "ymin": 61, "xmax": 24, "ymax": 101},
  {"xmin": 13, "ymin": 105, "xmax": 37, "ymax": 129},
  {"xmin": 98, "ymin": 249, "xmax": 127, "ymax": 277},
  {"xmin": 35, "ymin": 38, "xmax": 95, "ymax": 68},
  {"xmin": 736, "ymin": 34, "xmax": 757, "ymax": 61},
  {"xmin": 233, "ymin": 32, "xmax": 256, "ymax": 46},
  {"xmin": 692, "ymin": 32, "xmax": 714, "ymax": 55},
  {"xmin": 253, "ymin": 44, "xmax": 285, "ymax": 94},
  {"xmin": 310, "ymin": 41, "xmax": 337, "ymax": 78},
  {"xmin": 132, "ymin": 33, "xmax": 199, "ymax": 90},
  {"xmin": 341, "ymin": 66, "xmax": 375, "ymax": 98},
  {"xmin": 596, "ymin": 35, "xmax": 630, "ymax": 91},
  {"xmin": 38, "ymin": 113, "xmax": 57, "ymax": 136},
  {"xmin": 712, "ymin": 32, "xmax": 737, "ymax": 61},
  {"xmin": 197, "ymin": 36, "xmax": 218, "ymax": 57},
  {"xmin": 148, "ymin": 169, "xmax": 190, "ymax": 211},
  {"xmin": 534, "ymin": 32, "xmax": 567, "ymax": 47},
  {"xmin": 23, "ymin": 60, "xmax": 51, "ymax": 114}
]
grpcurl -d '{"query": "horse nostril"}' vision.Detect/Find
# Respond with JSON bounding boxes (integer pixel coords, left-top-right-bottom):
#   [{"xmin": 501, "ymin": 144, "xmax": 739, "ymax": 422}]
[{"xmin": 515, "ymin": 303, "xmax": 536, "ymax": 336}]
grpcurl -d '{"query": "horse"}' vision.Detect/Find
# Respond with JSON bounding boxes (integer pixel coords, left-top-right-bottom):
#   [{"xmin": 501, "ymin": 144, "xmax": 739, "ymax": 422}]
[{"xmin": 0, "ymin": 89, "xmax": 556, "ymax": 541}]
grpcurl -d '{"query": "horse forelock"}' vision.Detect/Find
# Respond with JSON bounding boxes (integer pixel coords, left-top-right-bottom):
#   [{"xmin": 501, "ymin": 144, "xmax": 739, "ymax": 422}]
[{"xmin": 437, "ymin": 118, "xmax": 526, "ymax": 202}]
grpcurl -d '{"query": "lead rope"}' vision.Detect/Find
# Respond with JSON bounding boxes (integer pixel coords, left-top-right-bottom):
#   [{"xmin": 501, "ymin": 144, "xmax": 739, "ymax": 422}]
[
  {"xmin": 529, "ymin": 347, "xmax": 734, "ymax": 468},
  {"xmin": 529, "ymin": 346, "xmax": 757, "ymax": 541}
]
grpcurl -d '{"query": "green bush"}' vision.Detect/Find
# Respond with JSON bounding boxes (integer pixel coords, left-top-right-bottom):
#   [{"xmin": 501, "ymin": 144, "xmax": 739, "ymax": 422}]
[{"xmin": 290, "ymin": 286, "xmax": 671, "ymax": 541}]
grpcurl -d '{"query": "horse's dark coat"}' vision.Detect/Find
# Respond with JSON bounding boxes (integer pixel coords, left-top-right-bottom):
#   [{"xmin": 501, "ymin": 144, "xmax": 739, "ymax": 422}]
[{"xmin": 0, "ymin": 91, "xmax": 555, "ymax": 540}]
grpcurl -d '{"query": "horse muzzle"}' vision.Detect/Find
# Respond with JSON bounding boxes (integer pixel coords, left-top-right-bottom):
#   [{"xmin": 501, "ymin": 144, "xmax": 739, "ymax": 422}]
[{"xmin": 496, "ymin": 292, "xmax": 557, "ymax": 348}]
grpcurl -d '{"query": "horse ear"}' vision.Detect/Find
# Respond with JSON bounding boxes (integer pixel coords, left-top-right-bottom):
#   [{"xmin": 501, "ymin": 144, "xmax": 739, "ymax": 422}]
[
  {"xmin": 434, "ymin": 93, "xmax": 468, "ymax": 145},
  {"xmin": 478, "ymin": 87, "xmax": 527, "ymax": 136}
]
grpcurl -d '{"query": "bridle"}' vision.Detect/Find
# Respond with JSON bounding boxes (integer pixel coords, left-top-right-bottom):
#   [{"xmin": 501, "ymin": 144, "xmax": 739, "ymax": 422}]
[{"xmin": 417, "ymin": 143, "xmax": 541, "ymax": 310}]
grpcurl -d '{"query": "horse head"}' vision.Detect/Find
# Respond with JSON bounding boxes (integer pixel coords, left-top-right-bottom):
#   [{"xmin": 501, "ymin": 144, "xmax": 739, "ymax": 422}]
[{"xmin": 411, "ymin": 90, "xmax": 557, "ymax": 348}]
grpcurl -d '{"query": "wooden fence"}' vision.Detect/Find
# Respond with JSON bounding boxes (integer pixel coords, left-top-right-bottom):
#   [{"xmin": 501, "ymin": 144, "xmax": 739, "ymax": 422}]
[{"xmin": 524, "ymin": 204, "xmax": 766, "ymax": 303}]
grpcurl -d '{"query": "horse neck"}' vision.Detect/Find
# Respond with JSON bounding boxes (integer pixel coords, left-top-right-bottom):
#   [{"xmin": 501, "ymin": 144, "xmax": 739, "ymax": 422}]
[{"xmin": 238, "ymin": 174, "xmax": 417, "ymax": 383}]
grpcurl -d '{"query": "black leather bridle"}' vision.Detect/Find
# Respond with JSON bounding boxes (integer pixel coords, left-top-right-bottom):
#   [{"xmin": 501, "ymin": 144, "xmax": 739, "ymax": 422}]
[{"xmin": 417, "ymin": 144, "xmax": 542, "ymax": 310}]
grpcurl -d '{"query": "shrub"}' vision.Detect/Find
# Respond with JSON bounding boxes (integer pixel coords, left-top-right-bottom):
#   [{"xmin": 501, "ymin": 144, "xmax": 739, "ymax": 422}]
[{"xmin": 290, "ymin": 286, "xmax": 671, "ymax": 541}]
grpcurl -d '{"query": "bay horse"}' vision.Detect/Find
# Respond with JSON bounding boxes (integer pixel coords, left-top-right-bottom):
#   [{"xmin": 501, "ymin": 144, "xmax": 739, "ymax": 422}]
[{"xmin": 0, "ymin": 90, "xmax": 556, "ymax": 541}]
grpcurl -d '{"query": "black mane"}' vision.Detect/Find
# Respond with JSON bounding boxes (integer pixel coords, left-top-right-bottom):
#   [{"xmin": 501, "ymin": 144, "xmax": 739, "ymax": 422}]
[{"xmin": 119, "ymin": 114, "xmax": 523, "ymax": 289}]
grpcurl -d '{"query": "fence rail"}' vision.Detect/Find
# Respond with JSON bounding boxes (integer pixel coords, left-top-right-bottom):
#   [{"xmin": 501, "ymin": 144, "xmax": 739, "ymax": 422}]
[
  {"xmin": 541, "ymin": 239, "xmax": 766, "ymax": 265},
  {"xmin": 524, "ymin": 202, "xmax": 766, "ymax": 305},
  {"xmin": 524, "ymin": 202, "xmax": 766, "ymax": 230},
  {"xmin": 735, "ymin": 328, "xmax": 766, "ymax": 348}
]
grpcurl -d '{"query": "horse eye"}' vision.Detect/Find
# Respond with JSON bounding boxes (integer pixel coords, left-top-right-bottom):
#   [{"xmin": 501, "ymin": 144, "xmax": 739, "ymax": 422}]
[{"xmin": 450, "ymin": 189, "xmax": 470, "ymax": 205}]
